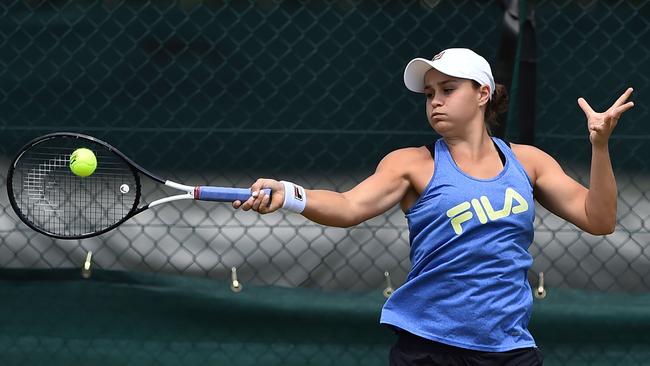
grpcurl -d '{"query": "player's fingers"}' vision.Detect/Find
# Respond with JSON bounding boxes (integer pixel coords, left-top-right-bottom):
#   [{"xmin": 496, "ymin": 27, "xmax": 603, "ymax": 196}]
[
  {"xmin": 605, "ymin": 102, "xmax": 634, "ymax": 130},
  {"xmin": 258, "ymin": 192, "xmax": 273, "ymax": 214},
  {"xmin": 578, "ymin": 97, "xmax": 595, "ymax": 116},
  {"xmin": 240, "ymin": 196, "xmax": 256, "ymax": 211},
  {"xmin": 604, "ymin": 111, "xmax": 616, "ymax": 128},
  {"xmin": 591, "ymin": 124, "xmax": 605, "ymax": 133},
  {"xmin": 262, "ymin": 190, "xmax": 272, "ymax": 207},
  {"xmin": 614, "ymin": 101, "xmax": 635, "ymax": 116},
  {"xmin": 250, "ymin": 178, "xmax": 266, "ymax": 196},
  {"xmin": 252, "ymin": 190, "xmax": 266, "ymax": 211},
  {"xmin": 252, "ymin": 178, "xmax": 278, "ymax": 199},
  {"xmin": 254, "ymin": 180, "xmax": 282, "ymax": 207},
  {"xmin": 232, "ymin": 200, "xmax": 242, "ymax": 209},
  {"xmin": 612, "ymin": 87, "xmax": 634, "ymax": 108}
]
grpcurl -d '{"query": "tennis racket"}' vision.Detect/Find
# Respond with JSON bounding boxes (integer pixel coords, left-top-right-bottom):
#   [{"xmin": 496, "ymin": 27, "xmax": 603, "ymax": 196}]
[{"xmin": 6, "ymin": 132, "xmax": 269, "ymax": 239}]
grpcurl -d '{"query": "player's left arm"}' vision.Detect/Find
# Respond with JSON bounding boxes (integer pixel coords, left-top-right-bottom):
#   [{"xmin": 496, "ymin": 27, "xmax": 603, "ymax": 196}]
[{"xmin": 526, "ymin": 88, "xmax": 635, "ymax": 235}]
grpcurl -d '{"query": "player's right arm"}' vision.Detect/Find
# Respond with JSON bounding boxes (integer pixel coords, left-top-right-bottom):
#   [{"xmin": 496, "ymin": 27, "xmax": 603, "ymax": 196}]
[{"xmin": 233, "ymin": 149, "xmax": 415, "ymax": 227}]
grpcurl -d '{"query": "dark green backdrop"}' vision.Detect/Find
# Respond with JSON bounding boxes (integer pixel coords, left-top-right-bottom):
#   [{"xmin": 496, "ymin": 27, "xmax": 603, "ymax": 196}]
[{"xmin": 1, "ymin": 1, "xmax": 650, "ymax": 365}]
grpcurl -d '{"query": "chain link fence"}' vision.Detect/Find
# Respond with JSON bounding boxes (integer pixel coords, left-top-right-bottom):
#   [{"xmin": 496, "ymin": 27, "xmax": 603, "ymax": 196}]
[
  {"xmin": 0, "ymin": 0, "xmax": 648, "ymax": 294},
  {"xmin": 532, "ymin": 0, "xmax": 650, "ymax": 292}
]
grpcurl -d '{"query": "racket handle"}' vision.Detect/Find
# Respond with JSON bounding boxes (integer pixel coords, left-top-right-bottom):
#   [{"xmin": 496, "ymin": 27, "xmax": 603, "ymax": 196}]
[{"xmin": 194, "ymin": 187, "xmax": 272, "ymax": 202}]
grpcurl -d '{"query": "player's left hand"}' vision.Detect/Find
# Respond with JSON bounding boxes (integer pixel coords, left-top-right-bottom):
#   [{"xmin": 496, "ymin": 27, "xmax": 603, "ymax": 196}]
[{"xmin": 578, "ymin": 87, "xmax": 634, "ymax": 148}]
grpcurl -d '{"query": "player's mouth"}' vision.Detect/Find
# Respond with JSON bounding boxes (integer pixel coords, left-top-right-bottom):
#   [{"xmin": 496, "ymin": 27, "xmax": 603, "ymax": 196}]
[{"xmin": 431, "ymin": 112, "xmax": 446, "ymax": 120}]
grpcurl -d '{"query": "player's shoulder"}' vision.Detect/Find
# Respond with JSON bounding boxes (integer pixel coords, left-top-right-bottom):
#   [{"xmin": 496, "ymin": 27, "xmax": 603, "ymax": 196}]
[
  {"xmin": 510, "ymin": 142, "xmax": 553, "ymax": 159},
  {"xmin": 377, "ymin": 146, "xmax": 433, "ymax": 171},
  {"xmin": 382, "ymin": 146, "xmax": 432, "ymax": 162},
  {"xmin": 509, "ymin": 142, "xmax": 559, "ymax": 173}
]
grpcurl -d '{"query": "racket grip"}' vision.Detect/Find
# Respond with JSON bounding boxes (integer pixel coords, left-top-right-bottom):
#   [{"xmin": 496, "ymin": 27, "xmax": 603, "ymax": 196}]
[{"xmin": 194, "ymin": 186, "xmax": 272, "ymax": 202}]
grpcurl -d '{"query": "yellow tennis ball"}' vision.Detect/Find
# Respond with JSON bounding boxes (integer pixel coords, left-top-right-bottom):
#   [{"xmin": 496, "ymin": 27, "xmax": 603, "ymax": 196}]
[{"xmin": 69, "ymin": 148, "xmax": 97, "ymax": 177}]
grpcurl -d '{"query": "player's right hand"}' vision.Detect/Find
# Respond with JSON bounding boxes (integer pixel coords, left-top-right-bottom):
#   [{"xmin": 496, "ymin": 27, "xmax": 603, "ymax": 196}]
[{"xmin": 233, "ymin": 178, "xmax": 284, "ymax": 214}]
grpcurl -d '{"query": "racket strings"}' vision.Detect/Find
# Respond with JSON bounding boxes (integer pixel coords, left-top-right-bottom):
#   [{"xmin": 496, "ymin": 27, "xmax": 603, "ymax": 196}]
[{"xmin": 26, "ymin": 156, "xmax": 68, "ymax": 235}]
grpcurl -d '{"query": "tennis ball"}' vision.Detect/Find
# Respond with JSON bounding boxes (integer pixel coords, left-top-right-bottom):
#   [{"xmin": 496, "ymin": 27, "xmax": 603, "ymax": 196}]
[{"xmin": 69, "ymin": 148, "xmax": 97, "ymax": 177}]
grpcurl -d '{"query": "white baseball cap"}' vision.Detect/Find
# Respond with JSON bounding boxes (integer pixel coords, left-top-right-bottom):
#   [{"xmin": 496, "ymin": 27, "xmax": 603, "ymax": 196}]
[{"xmin": 403, "ymin": 48, "xmax": 495, "ymax": 99}]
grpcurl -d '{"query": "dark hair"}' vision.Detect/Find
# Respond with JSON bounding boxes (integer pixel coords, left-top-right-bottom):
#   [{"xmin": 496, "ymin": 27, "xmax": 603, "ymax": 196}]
[{"xmin": 472, "ymin": 81, "xmax": 508, "ymax": 133}]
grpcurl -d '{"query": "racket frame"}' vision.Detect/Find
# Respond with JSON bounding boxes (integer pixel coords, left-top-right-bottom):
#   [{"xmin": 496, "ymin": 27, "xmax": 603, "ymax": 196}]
[{"xmin": 8, "ymin": 132, "xmax": 185, "ymax": 239}]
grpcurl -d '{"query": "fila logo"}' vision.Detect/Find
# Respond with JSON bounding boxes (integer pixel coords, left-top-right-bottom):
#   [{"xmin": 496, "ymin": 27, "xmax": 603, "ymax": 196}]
[
  {"xmin": 293, "ymin": 185, "xmax": 303, "ymax": 201},
  {"xmin": 445, "ymin": 187, "xmax": 529, "ymax": 235}
]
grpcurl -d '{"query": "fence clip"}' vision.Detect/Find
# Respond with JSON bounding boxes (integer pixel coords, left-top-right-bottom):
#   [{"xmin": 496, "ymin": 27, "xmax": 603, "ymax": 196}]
[
  {"xmin": 383, "ymin": 271, "xmax": 394, "ymax": 298},
  {"xmin": 534, "ymin": 272, "xmax": 546, "ymax": 299},
  {"xmin": 81, "ymin": 251, "xmax": 93, "ymax": 279},
  {"xmin": 230, "ymin": 266, "xmax": 242, "ymax": 293}
]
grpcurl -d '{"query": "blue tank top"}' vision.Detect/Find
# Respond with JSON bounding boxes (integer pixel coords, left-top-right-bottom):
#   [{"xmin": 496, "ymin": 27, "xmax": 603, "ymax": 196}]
[{"xmin": 380, "ymin": 137, "xmax": 536, "ymax": 352}]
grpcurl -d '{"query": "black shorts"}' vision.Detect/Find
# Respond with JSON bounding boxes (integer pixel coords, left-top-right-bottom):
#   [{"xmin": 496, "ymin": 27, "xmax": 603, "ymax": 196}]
[{"xmin": 389, "ymin": 330, "xmax": 543, "ymax": 366}]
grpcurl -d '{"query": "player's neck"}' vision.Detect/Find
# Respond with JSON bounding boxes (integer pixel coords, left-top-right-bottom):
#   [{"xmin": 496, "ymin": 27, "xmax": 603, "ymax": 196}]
[{"xmin": 443, "ymin": 127, "xmax": 494, "ymax": 162}]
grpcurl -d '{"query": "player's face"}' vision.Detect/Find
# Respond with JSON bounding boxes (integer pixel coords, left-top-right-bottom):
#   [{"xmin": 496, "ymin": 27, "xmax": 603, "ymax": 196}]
[{"xmin": 423, "ymin": 68, "xmax": 487, "ymax": 135}]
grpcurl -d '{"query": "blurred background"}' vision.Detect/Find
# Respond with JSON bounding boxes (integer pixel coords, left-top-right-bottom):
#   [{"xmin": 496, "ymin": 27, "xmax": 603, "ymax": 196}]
[{"xmin": 1, "ymin": 1, "xmax": 649, "ymax": 365}]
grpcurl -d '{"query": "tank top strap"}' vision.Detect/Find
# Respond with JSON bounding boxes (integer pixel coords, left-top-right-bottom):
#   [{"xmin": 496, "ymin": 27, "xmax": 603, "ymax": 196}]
[
  {"xmin": 492, "ymin": 137, "xmax": 512, "ymax": 156},
  {"xmin": 491, "ymin": 137, "xmax": 533, "ymax": 188},
  {"xmin": 433, "ymin": 138, "xmax": 452, "ymax": 168},
  {"xmin": 425, "ymin": 141, "xmax": 436, "ymax": 160}
]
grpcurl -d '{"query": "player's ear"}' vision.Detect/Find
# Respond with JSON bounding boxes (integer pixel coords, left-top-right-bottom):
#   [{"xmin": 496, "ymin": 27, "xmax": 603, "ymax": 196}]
[{"xmin": 478, "ymin": 85, "xmax": 490, "ymax": 107}]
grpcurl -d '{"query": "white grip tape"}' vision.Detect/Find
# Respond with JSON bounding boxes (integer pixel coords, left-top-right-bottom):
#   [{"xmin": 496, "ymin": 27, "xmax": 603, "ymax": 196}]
[{"xmin": 280, "ymin": 181, "xmax": 306, "ymax": 213}]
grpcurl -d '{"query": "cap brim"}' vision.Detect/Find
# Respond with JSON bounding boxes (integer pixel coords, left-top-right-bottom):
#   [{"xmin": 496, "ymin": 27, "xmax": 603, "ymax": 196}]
[{"xmin": 404, "ymin": 58, "xmax": 435, "ymax": 93}]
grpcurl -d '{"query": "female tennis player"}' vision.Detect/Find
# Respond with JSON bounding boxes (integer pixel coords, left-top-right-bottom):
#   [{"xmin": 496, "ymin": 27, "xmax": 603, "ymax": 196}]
[{"xmin": 233, "ymin": 48, "xmax": 634, "ymax": 365}]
